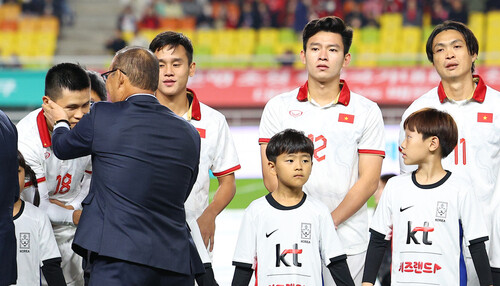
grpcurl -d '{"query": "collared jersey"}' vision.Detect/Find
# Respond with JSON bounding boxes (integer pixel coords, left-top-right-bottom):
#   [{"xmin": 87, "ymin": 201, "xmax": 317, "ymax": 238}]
[
  {"xmin": 182, "ymin": 89, "xmax": 240, "ymax": 220},
  {"xmin": 399, "ymin": 76, "xmax": 500, "ymax": 229},
  {"xmin": 17, "ymin": 108, "xmax": 91, "ymax": 239},
  {"xmin": 233, "ymin": 193, "xmax": 346, "ymax": 286},
  {"xmin": 259, "ymin": 80, "xmax": 386, "ymax": 255},
  {"xmin": 371, "ymin": 171, "xmax": 488, "ymax": 286},
  {"xmin": 12, "ymin": 201, "xmax": 61, "ymax": 286}
]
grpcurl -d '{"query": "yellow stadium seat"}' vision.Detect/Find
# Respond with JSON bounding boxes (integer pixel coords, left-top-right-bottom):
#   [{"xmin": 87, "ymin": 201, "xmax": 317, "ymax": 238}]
[{"xmin": 257, "ymin": 28, "xmax": 279, "ymax": 47}]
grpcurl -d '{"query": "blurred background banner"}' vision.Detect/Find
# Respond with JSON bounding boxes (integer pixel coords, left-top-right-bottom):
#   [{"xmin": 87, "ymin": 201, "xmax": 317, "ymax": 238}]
[{"xmin": 0, "ymin": 70, "xmax": 45, "ymax": 107}]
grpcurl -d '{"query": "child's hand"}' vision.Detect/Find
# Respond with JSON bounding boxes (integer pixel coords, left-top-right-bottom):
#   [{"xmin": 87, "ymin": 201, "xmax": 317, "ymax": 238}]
[{"xmin": 49, "ymin": 199, "xmax": 74, "ymax": 210}]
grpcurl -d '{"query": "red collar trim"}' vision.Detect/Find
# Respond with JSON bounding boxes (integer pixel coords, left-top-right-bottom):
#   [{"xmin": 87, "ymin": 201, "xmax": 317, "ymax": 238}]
[
  {"xmin": 296, "ymin": 80, "xmax": 351, "ymax": 106},
  {"xmin": 36, "ymin": 110, "xmax": 52, "ymax": 148},
  {"xmin": 437, "ymin": 75, "xmax": 486, "ymax": 103},
  {"xmin": 187, "ymin": 88, "xmax": 201, "ymax": 121}
]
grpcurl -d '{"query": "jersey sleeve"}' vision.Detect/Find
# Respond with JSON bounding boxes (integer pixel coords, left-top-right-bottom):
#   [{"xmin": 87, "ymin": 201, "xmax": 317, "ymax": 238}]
[
  {"xmin": 459, "ymin": 186, "xmax": 489, "ymax": 246},
  {"xmin": 68, "ymin": 170, "xmax": 91, "ymax": 210},
  {"xmin": 211, "ymin": 117, "xmax": 241, "ymax": 177},
  {"xmin": 369, "ymin": 180, "xmax": 394, "ymax": 237},
  {"xmin": 358, "ymin": 103, "xmax": 385, "ymax": 156},
  {"xmin": 232, "ymin": 205, "xmax": 257, "ymax": 269},
  {"xmin": 491, "ymin": 207, "xmax": 500, "ymax": 268},
  {"xmin": 258, "ymin": 98, "xmax": 282, "ymax": 144},
  {"xmin": 319, "ymin": 205, "xmax": 346, "ymax": 265},
  {"xmin": 38, "ymin": 210, "xmax": 62, "ymax": 265}
]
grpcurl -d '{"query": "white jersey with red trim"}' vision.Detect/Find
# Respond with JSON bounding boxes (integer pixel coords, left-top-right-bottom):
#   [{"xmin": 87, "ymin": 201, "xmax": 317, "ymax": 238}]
[
  {"xmin": 13, "ymin": 201, "xmax": 61, "ymax": 286},
  {"xmin": 399, "ymin": 76, "xmax": 500, "ymax": 231},
  {"xmin": 371, "ymin": 171, "xmax": 488, "ymax": 286},
  {"xmin": 232, "ymin": 193, "xmax": 346, "ymax": 286},
  {"xmin": 182, "ymin": 90, "xmax": 240, "ymax": 221},
  {"xmin": 259, "ymin": 81, "xmax": 386, "ymax": 255},
  {"xmin": 491, "ymin": 208, "xmax": 500, "ymax": 268},
  {"xmin": 17, "ymin": 108, "xmax": 91, "ymax": 284}
]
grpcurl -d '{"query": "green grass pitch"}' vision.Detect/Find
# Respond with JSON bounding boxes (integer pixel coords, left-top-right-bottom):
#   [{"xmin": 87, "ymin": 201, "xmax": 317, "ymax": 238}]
[{"xmin": 209, "ymin": 178, "xmax": 377, "ymax": 210}]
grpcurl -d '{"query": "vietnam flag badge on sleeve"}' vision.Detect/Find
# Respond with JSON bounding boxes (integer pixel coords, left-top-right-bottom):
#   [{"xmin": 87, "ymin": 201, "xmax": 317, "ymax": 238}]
[
  {"xmin": 477, "ymin": 112, "xmax": 493, "ymax": 123},
  {"xmin": 338, "ymin": 113, "xmax": 355, "ymax": 124},
  {"xmin": 196, "ymin": 128, "xmax": 206, "ymax": 138}
]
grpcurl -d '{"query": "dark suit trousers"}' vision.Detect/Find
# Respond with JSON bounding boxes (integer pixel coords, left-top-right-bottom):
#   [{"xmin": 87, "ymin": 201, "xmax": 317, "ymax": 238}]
[{"xmin": 88, "ymin": 255, "xmax": 195, "ymax": 286}]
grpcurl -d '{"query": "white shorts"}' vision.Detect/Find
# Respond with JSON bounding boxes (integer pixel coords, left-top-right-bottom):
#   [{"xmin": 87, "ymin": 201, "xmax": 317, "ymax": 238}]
[
  {"xmin": 188, "ymin": 219, "xmax": 212, "ymax": 265},
  {"xmin": 51, "ymin": 225, "xmax": 84, "ymax": 286},
  {"xmin": 322, "ymin": 251, "xmax": 366, "ymax": 286}
]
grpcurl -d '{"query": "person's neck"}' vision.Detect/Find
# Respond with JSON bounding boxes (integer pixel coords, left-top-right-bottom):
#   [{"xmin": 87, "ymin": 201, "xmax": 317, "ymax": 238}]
[
  {"xmin": 271, "ymin": 185, "xmax": 304, "ymax": 207},
  {"xmin": 13, "ymin": 199, "xmax": 22, "ymax": 217},
  {"xmin": 441, "ymin": 74, "xmax": 475, "ymax": 101},
  {"xmin": 415, "ymin": 159, "xmax": 447, "ymax": 185},
  {"xmin": 308, "ymin": 77, "xmax": 341, "ymax": 107},
  {"xmin": 156, "ymin": 91, "xmax": 190, "ymax": 117}
]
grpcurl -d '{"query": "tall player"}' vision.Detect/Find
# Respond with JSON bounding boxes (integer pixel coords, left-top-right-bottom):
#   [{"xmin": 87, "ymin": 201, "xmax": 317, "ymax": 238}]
[
  {"xmin": 17, "ymin": 63, "xmax": 92, "ymax": 286},
  {"xmin": 259, "ymin": 16, "xmax": 385, "ymax": 285},
  {"xmin": 149, "ymin": 31, "xmax": 241, "ymax": 284},
  {"xmin": 398, "ymin": 21, "xmax": 500, "ymax": 285}
]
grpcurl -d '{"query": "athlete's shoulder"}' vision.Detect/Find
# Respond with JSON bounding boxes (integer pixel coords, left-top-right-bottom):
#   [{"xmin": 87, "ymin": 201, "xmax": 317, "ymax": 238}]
[
  {"xmin": 198, "ymin": 101, "xmax": 227, "ymax": 122},
  {"xmin": 485, "ymin": 84, "xmax": 500, "ymax": 102},
  {"xmin": 266, "ymin": 87, "xmax": 301, "ymax": 105},
  {"xmin": 246, "ymin": 196, "xmax": 268, "ymax": 211},
  {"xmin": 17, "ymin": 108, "xmax": 41, "ymax": 133}
]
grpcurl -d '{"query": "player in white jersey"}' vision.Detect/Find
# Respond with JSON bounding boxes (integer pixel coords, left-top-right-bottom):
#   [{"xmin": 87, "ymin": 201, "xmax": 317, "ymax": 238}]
[
  {"xmin": 13, "ymin": 151, "xmax": 65, "ymax": 286},
  {"xmin": 16, "ymin": 63, "xmax": 92, "ymax": 286},
  {"xmin": 398, "ymin": 21, "xmax": 500, "ymax": 285},
  {"xmin": 259, "ymin": 16, "xmax": 385, "ymax": 285},
  {"xmin": 491, "ymin": 204, "xmax": 500, "ymax": 284},
  {"xmin": 364, "ymin": 108, "xmax": 492, "ymax": 286},
  {"xmin": 149, "ymin": 31, "xmax": 240, "ymax": 285},
  {"xmin": 233, "ymin": 129, "xmax": 354, "ymax": 286}
]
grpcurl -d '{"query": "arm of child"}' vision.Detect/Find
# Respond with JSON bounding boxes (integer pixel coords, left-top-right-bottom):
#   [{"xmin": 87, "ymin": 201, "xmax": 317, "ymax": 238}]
[
  {"xmin": 41, "ymin": 257, "xmax": 66, "ymax": 286},
  {"xmin": 231, "ymin": 265, "xmax": 253, "ymax": 286},
  {"xmin": 362, "ymin": 229, "xmax": 390, "ymax": 285},
  {"xmin": 468, "ymin": 239, "xmax": 493, "ymax": 286},
  {"xmin": 195, "ymin": 264, "xmax": 218, "ymax": 286},
  {"xmin": 327, "ymin": 256, "xmax": 355, "ymax": 286}
]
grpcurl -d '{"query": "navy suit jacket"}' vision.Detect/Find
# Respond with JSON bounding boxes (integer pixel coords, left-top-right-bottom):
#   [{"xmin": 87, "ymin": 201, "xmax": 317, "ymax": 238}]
[
  {"xmin": 51, "ymin": 94, "xmax": 203, "ymax": 275},
  {"xmin": 0, "ymin": 110, "xmax": 18, "ymax": 285}
]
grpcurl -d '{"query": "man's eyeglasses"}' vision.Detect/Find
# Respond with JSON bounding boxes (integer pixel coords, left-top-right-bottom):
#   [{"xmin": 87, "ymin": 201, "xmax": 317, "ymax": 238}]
[{"xmin": 101, "ymin": 68, "xmax": 126, "ymax": 81}]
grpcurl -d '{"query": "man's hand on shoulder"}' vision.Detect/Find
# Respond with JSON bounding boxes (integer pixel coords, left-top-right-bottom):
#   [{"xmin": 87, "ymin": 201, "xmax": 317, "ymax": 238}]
[
  {"xmin": 197, "ymin": 211, "xmax": 216, "ymax": 252},
  {"xmin": 72, "ymin": 210, "xmax": 82, "ymax": 225}
]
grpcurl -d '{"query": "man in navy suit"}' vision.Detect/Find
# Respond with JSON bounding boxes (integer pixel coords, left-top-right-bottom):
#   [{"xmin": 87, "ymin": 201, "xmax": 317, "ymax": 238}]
[
  {"xmin": 42, "ymin": 47, "xmax": 204, "ymax": 285},
  {"xmin": 0, "ymin": 110, "xmax": 18, "ymax": 286}
]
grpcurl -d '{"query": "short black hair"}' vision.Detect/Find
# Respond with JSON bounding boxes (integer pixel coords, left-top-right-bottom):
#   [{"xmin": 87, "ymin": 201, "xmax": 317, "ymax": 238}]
[
  {"xmin": 113, "ymin": 46, "xmax": 159, "ymax": 92},
  {"xmin": 266, "ymin": 129, "xmax": 314, "ymax": 163},
  {"xmin": 403, "ymin": 108, "xmax": 458, "ymax": 158},
  {"xmin": 149, "ymin": 31, "xmax": 194, "ymax": 65},
  {"xmin": 87, "ymin": 70, "xmax": 107, "ymax": 101},
  {"xmin": 426, "ymin": 20, "xmax": 479, "ymax": 73},
  {"xmin": 45, "ymin": 63, "xmax": 90, "ymax": 101},
  {"xmin": 302, "ymin": 16, "xmax": 353, "ymax": 55}
]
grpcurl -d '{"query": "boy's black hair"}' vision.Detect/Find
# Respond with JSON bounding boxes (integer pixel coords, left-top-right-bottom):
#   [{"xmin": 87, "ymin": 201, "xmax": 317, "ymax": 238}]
[
  {"xmin": 403, "ymin": 108, "xmax": 458, "ymax": 158},
  {"xmin": 302, "ymin": 16, "xmax": 353, "ymax": 55},
  {"xmin": 426, "ymin": 20, "xmax": 479, "ymax": 74},
  {"xmin": 17, "ymin": 151, "xmax": 40, "ymax": 207},
  {"xmin": 380, "ymin": 173, "xmax": 396, "ymax": 185},
  {"xmin": 266, "ymin": 129, "xmax": 314, "ymax": 163},
  {"xmin": 87, "ymin": 70, "xmax": 107, "ymax": 101},
  {"xmin": 149, "ymin": 31, "xmax": 194, "ymax": 65},
  {"xmin": 45, "ymin": 63, "xmax": 90, "ymax": 101}
]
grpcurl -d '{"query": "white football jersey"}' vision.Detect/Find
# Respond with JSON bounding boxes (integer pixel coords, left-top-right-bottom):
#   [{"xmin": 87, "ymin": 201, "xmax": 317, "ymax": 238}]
[
  {"xmin": 233, "ymin": 193, "xmax": 345, "ymax": 286},
  {"xmin": 371, "ymin": 172, "xmax": 488, "ymax": 285},
  {"xmin": 399, "ymin": 76, "xmax": 500, "ymax": 230},
  {"xmin": 259, "ymin": 80, "xmax": 386, "ymax": 255},
  {"xmin": 12, "ymin": 201, "xmax": 61, "ymax": 286},
  {"xmin": 17, "ymin": 108, "xmax": 91, "ymax": 284},
  {"xmin": 182, "ymin": 89, "xmax": 240, "ymax": 221}
]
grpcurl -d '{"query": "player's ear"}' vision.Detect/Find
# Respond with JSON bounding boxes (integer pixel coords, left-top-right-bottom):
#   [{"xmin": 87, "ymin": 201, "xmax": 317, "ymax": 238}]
[
  {"xmin": 268, "ymin": 161, "xmax": 277, "ymax": 176},
  {"xmin": 428, "ymin": 136, "xmax": 440, "ymax": 153},
  {"xmin": 42, "ymin": 96, "xmax": 50, "ymax": 104}
]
